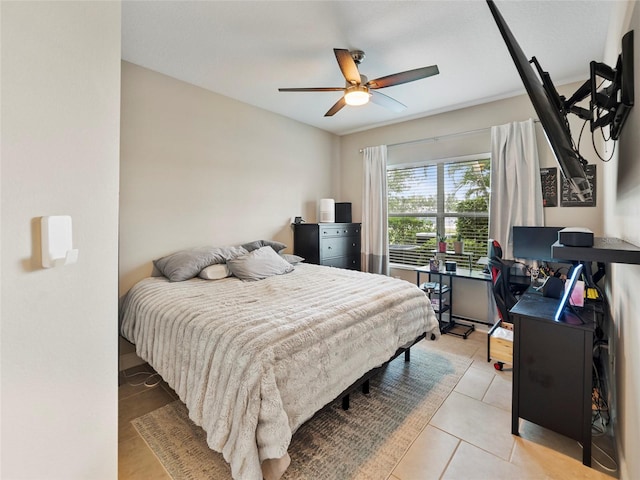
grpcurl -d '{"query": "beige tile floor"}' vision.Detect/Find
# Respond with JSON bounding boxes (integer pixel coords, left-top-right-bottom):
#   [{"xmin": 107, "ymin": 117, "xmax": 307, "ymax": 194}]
[{"xmin": 119, "ymin": 325, "xmax": 618, "ymax": 479}]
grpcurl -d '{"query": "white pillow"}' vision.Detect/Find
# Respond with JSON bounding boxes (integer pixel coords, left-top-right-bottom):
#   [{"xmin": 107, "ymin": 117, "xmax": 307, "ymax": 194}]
[
  {"xmin": 227, "ymin": 246, "xmax": 294, "ymax": 281},
  {"xmin": 198, "ymin": 263, "xmax": 232, "ymax": 280}
]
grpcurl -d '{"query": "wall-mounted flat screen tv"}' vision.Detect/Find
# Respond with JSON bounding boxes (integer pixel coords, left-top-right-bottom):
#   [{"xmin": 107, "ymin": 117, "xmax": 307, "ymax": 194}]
[{"xmin": 486, "ymin": 0, "xmax": 592, "ymax": 201}]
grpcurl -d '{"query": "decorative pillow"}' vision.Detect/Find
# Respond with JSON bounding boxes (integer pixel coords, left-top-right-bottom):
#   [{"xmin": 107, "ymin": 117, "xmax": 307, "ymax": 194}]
[
  {"xmin": 227, "ymin": 246, "xmax": 294, "ymax": 281},
  {"xmin": 241, "ymin": 239, "xmax": 287, "ymax": 253},
  {"xmin": 153, "ymin": 245, "xmax": 247, "ymax": 282},
  {"xmin": 279, "ymin": 253, "xmax": 305, "ymax": 265},
  {"xmin": 198, "ymin": 263, "xmax": 232, "ymax": 280}
]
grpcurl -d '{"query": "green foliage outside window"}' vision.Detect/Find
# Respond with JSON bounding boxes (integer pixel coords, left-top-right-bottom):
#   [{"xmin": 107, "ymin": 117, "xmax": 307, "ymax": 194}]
[
  {"xmin": 455, "ymin": 197, "xmax": 489, "ymax": 261},
  {"xmin": 388, "ymin": 217, "xmax": 434, "ymax": 245},
  {"xmin": 388, "ymin": 157, "xmax": 490, "ymax": 268}
]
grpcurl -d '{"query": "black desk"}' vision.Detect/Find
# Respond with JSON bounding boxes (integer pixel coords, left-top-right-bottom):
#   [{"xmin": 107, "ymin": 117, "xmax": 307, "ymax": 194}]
[
  {"xmin": 415, "ymin": 267, "xmax": 492, "ymax": 338},
  {"xmin": 510, "ymin": 291, "xmax": 596, "ymax": 467},
  {"xmin": 510, "ymin": 274, "xmax": 532, "ymax": 290}
]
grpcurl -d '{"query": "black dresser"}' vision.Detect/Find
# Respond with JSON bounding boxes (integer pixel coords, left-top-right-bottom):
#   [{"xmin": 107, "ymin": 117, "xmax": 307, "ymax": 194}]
[{"xmin": 293, "ymin": 223, "xmax": 361, "ymax": 271}]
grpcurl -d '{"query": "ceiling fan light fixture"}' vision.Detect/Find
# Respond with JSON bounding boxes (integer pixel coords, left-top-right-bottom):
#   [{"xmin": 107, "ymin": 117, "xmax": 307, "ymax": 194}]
[
  {"xmin": 344, "ymin": 85, "xmax": 370, "ymax": 106},
  {"xmin": 279, "ymin": 48, "xmax": 439, "ymax": 117}
]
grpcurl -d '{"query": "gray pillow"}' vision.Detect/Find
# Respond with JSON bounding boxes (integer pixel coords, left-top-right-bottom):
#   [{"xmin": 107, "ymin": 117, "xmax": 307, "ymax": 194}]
[
  {"xmin": 154, "ymin": 245, "xmax": 247, "ymax": 282},
  {"xmin": 227, "ymin": 246, "xmax": 294, "ymax": 281},
  {"xmin": 279, "ymin": 253, "xmax": 305, "ymax": 265},
  {"xmin": 241, "ymin": 239, "xmax": 287, "ymax": 253}
]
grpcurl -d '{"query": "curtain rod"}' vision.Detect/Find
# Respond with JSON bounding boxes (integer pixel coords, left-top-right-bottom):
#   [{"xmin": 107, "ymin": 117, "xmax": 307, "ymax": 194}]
[{"xmin": 359, "ymin": 119, "xmax": 540, "ymax": 153}]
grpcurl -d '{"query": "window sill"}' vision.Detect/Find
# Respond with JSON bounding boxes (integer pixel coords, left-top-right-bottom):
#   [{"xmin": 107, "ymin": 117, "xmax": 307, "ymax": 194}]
[{"xmin": 389, "ymin": 263, "xmax": 422, "ymax": 271}]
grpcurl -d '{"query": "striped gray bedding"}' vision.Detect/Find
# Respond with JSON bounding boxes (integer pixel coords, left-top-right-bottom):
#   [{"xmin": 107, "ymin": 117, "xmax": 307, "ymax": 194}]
[{"xmin": 120, "ymin": 263, "xmax": 438, "ymax": 480}]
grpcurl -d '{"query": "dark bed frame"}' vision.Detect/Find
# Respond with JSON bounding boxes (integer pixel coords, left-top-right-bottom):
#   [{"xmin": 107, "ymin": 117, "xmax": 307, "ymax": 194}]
[{"xmin": 337, "ymin": 332, "xmax": 428, "ymax": 410}]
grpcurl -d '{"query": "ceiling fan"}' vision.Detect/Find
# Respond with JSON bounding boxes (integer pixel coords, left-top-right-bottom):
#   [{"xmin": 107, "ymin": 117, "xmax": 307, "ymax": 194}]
[{"xmin": 278, "ymin": 49, "xmax": 439, "ymax": 117}]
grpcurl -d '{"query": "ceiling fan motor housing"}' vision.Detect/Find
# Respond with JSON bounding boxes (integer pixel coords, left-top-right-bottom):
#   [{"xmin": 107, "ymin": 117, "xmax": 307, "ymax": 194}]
[
  {"xmin": 347, "ymin": 74, "xmax": 368, "ymax": 87},
  {"xmin": 350, "ymin": 50, "xmax": 366, "ymax": 64}
]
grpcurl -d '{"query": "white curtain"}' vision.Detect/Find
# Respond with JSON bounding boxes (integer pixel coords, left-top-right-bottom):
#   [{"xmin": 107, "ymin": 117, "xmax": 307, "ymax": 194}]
[
  {"xmin": 487, "ymin": 119, "xmax": 543, "ymax": 325},
  {"xmin": 489, "ymin": 119, "xmax": 544, "ymax": 259},
  {"xmin": 362, "ymin": 145, "xmax": 389, "ymax": 275}
]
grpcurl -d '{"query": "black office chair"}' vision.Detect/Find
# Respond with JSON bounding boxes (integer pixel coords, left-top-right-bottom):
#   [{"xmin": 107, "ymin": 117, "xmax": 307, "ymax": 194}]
[
  {"xmin": 487, "ymin": 239, "xmax": 520, "ymax": 371},
  {"xmin": 488, "ymin": 240, "xmax": 519, "ymax": 321}
]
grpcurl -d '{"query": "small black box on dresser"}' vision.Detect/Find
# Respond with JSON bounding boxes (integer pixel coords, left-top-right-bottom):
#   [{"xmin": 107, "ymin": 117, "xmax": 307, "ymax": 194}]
[{"xmin": 335, "ymin": 203, "xmax": 352, "ymax": 223}]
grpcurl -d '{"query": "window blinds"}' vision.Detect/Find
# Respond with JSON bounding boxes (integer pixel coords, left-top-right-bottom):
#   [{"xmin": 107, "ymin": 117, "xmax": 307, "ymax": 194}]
[{"xmin": 388, "ymin": 155, "xmax": 491, "ymax": 268}]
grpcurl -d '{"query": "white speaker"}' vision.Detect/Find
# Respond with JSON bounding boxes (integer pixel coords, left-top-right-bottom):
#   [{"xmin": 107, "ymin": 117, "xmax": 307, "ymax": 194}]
[{"xmin": 319, "ymin": 198, "xmax": 335, "ymax": 223}]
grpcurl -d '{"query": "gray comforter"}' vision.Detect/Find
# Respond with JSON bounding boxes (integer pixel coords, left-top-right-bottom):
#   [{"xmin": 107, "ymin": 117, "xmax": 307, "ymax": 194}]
[{"xmin": 120, "ymin": 263, "xmax": 438, "ymax": 479}]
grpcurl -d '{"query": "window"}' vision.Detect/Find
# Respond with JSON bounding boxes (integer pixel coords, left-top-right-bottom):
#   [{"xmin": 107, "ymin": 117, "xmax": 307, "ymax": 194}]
[{"xmin": 388, "ymin": 154, "xmax": 491, "ymax": 269}]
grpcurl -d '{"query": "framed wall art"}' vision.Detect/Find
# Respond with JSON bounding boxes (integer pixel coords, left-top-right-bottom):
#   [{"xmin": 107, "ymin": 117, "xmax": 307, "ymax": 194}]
[
  {"xmin": 561, "ymin": 164, "xmax": 596, "ymax": 207},
  {"xmin": 540, "ymin": 167, "xmax": 558, "ymax": 207}
]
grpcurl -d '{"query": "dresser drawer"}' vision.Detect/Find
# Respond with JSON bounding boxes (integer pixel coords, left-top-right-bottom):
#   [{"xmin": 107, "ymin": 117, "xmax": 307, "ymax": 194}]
[
  {"xmin": 323, "ymin": 255, "xmax": 360, "ymax": 270},
  {"xmin": 321, "ymin": 236, "xmax": 361, "ymax": 259},
  {"xmin": 320, "ymin": 224, "xmax": 361, "ymax": 238}
]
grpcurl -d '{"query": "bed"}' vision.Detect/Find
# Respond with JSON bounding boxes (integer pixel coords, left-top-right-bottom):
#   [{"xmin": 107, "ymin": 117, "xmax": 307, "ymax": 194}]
[{"xmin": 120, "ymin": 244, "xmax": 439, "ymax": 480}]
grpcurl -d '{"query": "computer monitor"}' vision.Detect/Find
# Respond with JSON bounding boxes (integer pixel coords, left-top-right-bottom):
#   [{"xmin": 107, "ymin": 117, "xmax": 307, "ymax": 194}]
[
  {"xmin": 512, "ymin": 226, "xmax": 564, "ymax": 262},
  {"xmin": 554, "ymin": 263, "xmax": 584, "ymax": 322}
]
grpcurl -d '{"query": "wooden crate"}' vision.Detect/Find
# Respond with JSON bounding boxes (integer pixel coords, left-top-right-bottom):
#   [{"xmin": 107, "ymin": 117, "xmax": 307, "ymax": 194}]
[{"xmin": 489, "ymin": 322, "xmax": 513, "ymax": 365}]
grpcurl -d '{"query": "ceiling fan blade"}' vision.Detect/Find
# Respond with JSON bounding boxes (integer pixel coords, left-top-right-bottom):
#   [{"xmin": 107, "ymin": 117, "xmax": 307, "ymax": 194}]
[
  {"xmin": 278, "ymin": 87, "xmax": 345, "ymax": 92},
  {"xmin": 324, "ymin": 96, "xmax": 347, "ymax": 117},
  {"xmin": 367, "ymin": 65, "xmax": 439, "ymax": 89},
  {"xmin": 370, "ymin": 90, "xmax": 406, "ymax": 113},
  {"xmin": 334, "ymin": 49, "xmax": 361, "ymax": 85}
]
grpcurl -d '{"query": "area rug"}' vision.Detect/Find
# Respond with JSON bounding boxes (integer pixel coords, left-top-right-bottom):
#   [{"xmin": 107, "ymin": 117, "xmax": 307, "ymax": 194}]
[{"xmin": 131, "ymin": 344, "xmax": 471, "ymax": 480}]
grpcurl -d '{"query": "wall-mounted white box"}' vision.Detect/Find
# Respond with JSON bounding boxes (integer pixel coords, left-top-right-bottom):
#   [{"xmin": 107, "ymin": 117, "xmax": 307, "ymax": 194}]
[{"xmin": 41, "ymin": 215, "xmax": 79, "ymax": 268}]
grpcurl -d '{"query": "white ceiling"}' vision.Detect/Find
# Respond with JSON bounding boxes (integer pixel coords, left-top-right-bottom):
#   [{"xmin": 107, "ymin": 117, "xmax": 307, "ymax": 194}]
[{"xmin": 122, "ymin": 1, "xmax": 615, "ymax": 136}]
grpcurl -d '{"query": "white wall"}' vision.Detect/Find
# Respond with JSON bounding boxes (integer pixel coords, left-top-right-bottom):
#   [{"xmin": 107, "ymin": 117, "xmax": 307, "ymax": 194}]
[
  {"xmin": 119, "ymin": 62, "xmax": 340, "ymax": 296},
  {"xmin": 1, "ymin": 2, "xmax": 120, "ymax": 479},
  {"xmin": 340, "ymin": 87, "xmax": 604, "ymax": 322},
  {"xmin": 602, "ymin": 3, "xmax": 640, "ymax": 479}
]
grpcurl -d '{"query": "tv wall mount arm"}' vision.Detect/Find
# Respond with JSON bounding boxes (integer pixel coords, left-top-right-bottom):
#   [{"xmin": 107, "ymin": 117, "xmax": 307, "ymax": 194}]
[{"xmin": 562, "ymin": 30, "xmax": 634, "ymax": 141}]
